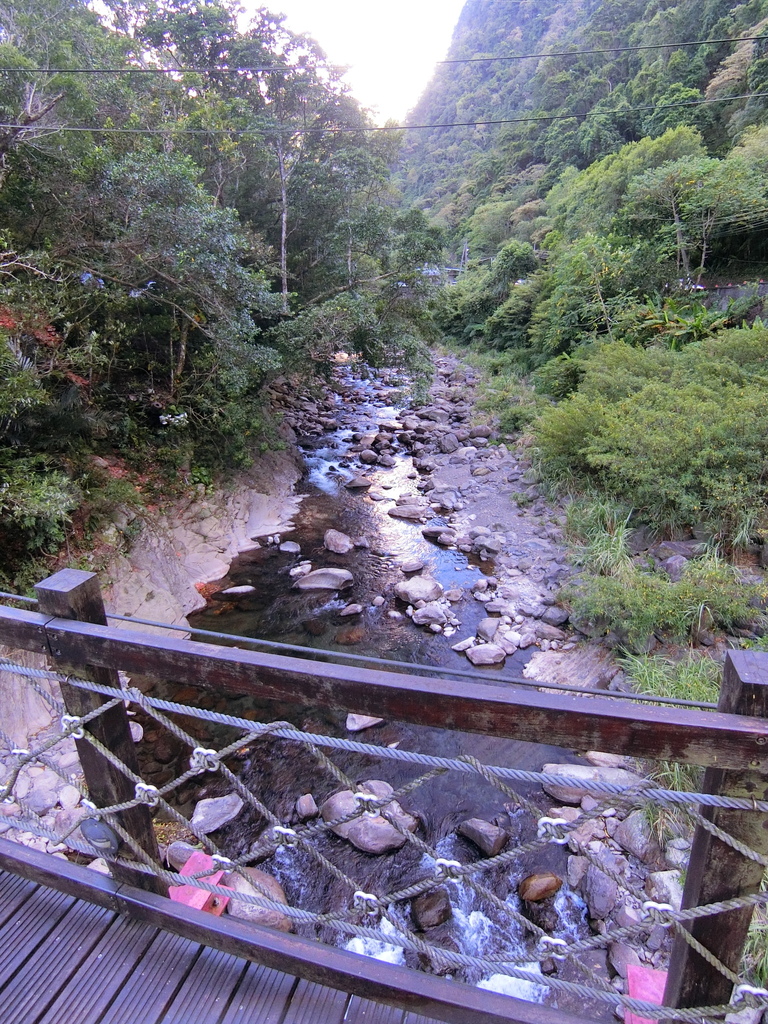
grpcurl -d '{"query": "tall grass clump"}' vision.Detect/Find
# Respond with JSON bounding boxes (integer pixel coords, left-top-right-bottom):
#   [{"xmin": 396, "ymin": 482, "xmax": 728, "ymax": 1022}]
[
  {"xmin": 563, "ymin": 555, "xmax": 762, "ymax": 651},
  {"xmin": 565, "ymin": 495, "xmax": 633, "ymax": 576},
  {"xmin": 624, "ymin": 652, "xmax": 719, "ymax": 838}
]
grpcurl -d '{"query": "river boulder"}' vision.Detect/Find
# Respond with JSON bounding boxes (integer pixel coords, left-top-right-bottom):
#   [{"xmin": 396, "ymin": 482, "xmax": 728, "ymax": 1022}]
[
  {"xmin": 411, "ymin": 602, "xmax": 449, "ymax": 627},
  {"xmin": 412, "ymin": 889, "xmax": 452, "ymax": 929},
  {"xmin": 324, "ymin": 529, "xmax": 354, "ymax": 554},
  {"xmin": 388, "ymin": 504, "xmax": 429, "ymax": 521},
  {"xmin": 222, "ymin": 867, "xmax": 292, "ymax": 931},
  {"xmin": 458, "ymin": 817, "xmax": 508, "ymax": 857},
  {"xmin": 294, "ymin": 568, "xmax": 354, "ymax": 590},
  {"xmin": 394, "ymin": 577, "xmax": 443, "ymax": 604},
  {"xmin": 519, "ymin": 872, "xmax": 562, "ymax": 902},
  {"xmin": 541, "ymin": 763, "xmax": 646, "ymax": 804},
  {"xmin": 190, "ymin": 792, "xmax": 244, "ymax": 833},
  {"xmin": 465, "ymin": 643, "xmax": 506, "ymax": 666},
  {"xmin": 320, "ymin": 780, "xmax": 417, "ymax": 854}
]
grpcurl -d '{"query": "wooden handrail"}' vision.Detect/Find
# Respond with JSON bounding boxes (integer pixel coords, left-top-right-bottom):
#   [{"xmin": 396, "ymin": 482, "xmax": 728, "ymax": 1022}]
[{"xmin": 2, "ymin": 603, "xmax": 768, "ymax": 771}]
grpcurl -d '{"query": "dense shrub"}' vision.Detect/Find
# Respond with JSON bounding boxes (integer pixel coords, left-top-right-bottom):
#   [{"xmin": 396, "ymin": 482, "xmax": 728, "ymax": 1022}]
[
  {"xmin": 563, "ymin": 557, "xmax": 762, "ymax": 650},
  {"xmin": 536, "ymin": 327, "xmax": 768, "ymax": 540}
]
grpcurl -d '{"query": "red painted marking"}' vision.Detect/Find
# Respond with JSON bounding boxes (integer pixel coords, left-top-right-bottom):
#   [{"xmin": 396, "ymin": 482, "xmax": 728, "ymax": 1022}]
[
  {"xmin": 168, "ymin": 850, "xmax": 230, "ymax": 915},
  {"xmin": 625, "ymin": 965, "xmax": 668, "ymax": 1024}
]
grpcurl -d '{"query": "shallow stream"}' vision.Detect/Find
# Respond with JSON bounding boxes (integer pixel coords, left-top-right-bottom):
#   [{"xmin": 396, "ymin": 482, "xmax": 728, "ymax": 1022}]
[{"xmin": 187, "ymin": 365, "xmax": 593, "ymax": 1005}]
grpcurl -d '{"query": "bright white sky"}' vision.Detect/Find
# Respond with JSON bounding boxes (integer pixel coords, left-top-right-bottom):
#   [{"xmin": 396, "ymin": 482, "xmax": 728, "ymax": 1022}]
[{"xmin": 243, "ymin": 1, "xmax": 467, "ymax": 124}]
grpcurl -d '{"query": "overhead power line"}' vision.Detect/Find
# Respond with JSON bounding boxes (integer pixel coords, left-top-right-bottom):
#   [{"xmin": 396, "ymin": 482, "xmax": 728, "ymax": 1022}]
[
  {"xmin": 1, "ymin": 90, "xmax": 765, "ymax": 136},
  {"xmin": 0, "ymin": 64, "xmax": 327, "ymax": 75},
  {"xmin": 438, "ymin": 34, "xmax": 768, "ymax": 64},
  {"xmin": 0, "ymin": 33, "xmax": 765, "ymax": 76}
]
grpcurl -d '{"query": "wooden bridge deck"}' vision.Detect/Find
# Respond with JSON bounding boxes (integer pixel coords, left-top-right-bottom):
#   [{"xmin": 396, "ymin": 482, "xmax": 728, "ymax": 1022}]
[{"xmin": 0, "ymin": 869, "xmax": 437, "ymax": 1024}]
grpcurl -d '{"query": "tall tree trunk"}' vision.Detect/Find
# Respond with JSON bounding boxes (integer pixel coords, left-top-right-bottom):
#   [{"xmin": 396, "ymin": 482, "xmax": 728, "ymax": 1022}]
[
  {"xmin": 175, "ymin": 318, "xmax": 190, "ymax": 387},
  {"xmin": 671, "ymin": 197, "xmax": 691, "ymax": 280},
  {"xmin": 277, "ymin": 140, "xmax": 289, "ymax": 313}
]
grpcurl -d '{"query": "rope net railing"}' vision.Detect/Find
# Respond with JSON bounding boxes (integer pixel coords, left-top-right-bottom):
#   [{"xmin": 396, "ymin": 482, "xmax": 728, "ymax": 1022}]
[{"xmin": 1, "ymin": 657, "xmax": 767, "ymax": 1022}]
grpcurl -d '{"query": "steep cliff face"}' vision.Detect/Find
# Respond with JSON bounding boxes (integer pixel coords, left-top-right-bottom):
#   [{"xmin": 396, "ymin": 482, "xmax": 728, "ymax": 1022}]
[
  {"xmin": 398, "ymin": 0, "xmax": 768, "ymax": 250},
  {"xmin": 103, "ymin": 448, "xmax": 303, "ymax": 628}
]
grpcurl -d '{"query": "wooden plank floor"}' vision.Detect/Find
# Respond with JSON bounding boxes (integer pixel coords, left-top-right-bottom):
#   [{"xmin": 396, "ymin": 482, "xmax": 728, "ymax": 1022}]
[{"xmin": 0, "ymin": 871, "xmax": 442, "ymax": 1024}]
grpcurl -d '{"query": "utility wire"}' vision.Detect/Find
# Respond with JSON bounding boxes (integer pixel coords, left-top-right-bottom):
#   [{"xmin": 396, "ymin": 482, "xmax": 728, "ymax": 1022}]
[
  {"xmin": 1, "ymin": 90, "xmax": 765, "ymax": 135},
  {"xmin": 438, "ymin": 34, "xmax": 768, "ymax": 64},
  {"xmin": 2, "ymin": 33, "xmax": 765, "ymax": 76},
  {"xmin": 0, "ymin": 64, "xmax": 329, "ymax": 74}
]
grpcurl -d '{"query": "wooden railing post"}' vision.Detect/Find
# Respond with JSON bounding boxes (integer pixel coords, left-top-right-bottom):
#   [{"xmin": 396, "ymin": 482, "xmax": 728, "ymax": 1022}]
[
  {"xmin": 35, "ymin": 569, "xmax": 166, "ymax": 896},
  {"xmin": 664, "ymin": 649, "xmax": 768, "ymax": 1008}
]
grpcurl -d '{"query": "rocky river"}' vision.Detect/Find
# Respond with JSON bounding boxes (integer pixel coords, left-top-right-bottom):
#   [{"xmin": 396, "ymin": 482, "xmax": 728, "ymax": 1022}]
[
  {"xmin": 175, "ymin": 355, "xmax": 680, "ymax": 1010},
  {"xmin": 0, "ymin": 354, "xmax": 691, "ymax": 1014}
]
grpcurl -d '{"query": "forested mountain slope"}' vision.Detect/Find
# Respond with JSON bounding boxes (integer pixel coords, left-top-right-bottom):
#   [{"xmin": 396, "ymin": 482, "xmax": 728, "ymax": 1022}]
[
  {"xmin": 410, "ymin": 0, "xmax": 768, "ymax": 557},
  {"xmin": 0, "ymin": 0, "xmax": 442, "ymax": 586},
  {"xmin": 400, "ymin": 0, "xmax": 768, "ymax": 256}
]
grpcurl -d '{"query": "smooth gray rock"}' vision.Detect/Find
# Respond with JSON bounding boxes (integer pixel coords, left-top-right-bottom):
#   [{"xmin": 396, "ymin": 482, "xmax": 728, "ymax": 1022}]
[
  {"xmin": 166, "ymin": 840, "xmax": 198, "ymax": 870},
  {"xmin": 541, "ymin": 764, "xmax": 646, "ymax": 805},
  {"xmin": 320, "ymin": 781, "xmax": 417, "ymax": 854},
  {"xmin": 400, "ymin": 559, "xmax": 424, "ymax": 573},
  {"xmin": 278, "ymin": 541, "xmax": 301, "ymax": 555},
  {"xmin": 465, "ymin": 643, "xmax": 506, "ymax": 666},
  {"xmin": 583, "ymin": 861, "xmax": 618, "ymax": 919},
  {"xmin": 58, "ymin": 784, "xmax": 81, "ymax": 810},
  {"xmin": 655, "ymin": 539, "xmax": 706, "ymax": 560},
  {"xmin": 223, "ymin": 868, "xmax": 292, "ymax": 931},
  {"xmin": 294, "ymin": 568, "xmax": 354, "ymax": 590},
  {"xmin": 190, "ymin": 792, "xmax": 244, "ymax": 833},
  {"xmin": 660, "ymin": 554, "xmax": 688, "ymax": 582},
  {"xmin": 324, "ymin": 529, "xmax": 354, "ymax": 554},
  {"xmin": 609, "ymin": 941, "xmax": 642, "ymax": 979},
  {"xmin": 614, "ymin": 810, "xmax": 661, "ymax": 863},
  {"xmin": 646, "ymin": 870, "xmax": 684, "ymax": 910},
  {"xmin": 394, "ymin": 577, "xmax": 443, "ymax": 604},
  {"xmin": 388, "ymin": 504, "xmax": 428, "ymax": 520},
  {"xmin": 412, "ymin": 602, "xmax": 449, "ymax": 626},
  {"xmin": 541, "ymin": 605, "xmax": 569, "ymax": 626},
  {"xmin": 25, "ymin": 771, "xmax": 60, "ymax": 815},
  {"xmin": 476, "ymin": 617, "xmax": 500, "ymax": 643},
  {"xmin": 345, "ymin": 475, "xmax": 373, "ymax": 490},
  {"xmin": 296, "ymin": 793, "xmax": 318, "ymax": 819}
]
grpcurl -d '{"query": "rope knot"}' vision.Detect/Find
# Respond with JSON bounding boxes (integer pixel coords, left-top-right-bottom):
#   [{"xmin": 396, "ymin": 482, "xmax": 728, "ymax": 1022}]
[
  {"xmin": 134, "ymin": 782, "xmax": 160, "ymax": 807},
  {"xmin": 61, "ymin": 714, "xmax": 85, "ymax": 739},
  {"xmin": 733, "ymin": 985, "xmax": 768, "ymax": 1009},
  {"xmin": 273, "ymin": 825, "xmax": 299, "ymax": 847},
  {"xmin": 434, "ymin": 857, "xmax": 463, "ymax": 880},
  {"xmin": 642, "ymin": 900, "xmax": 674, "ymax": 927},
  {"xmin": 536, "ymin": 936, "xmax": 569, "ymax": 961},
  {"xmin": 354, "ymin": 791, "xmax": 380, "ymax": 818},
  {"xmin": 353, "ymin": 890, "xmax": 380, "ymax": 915},
  {"xmin": 537, "ymin": 816, "xmax": 569, "ymax": 845},
  {"xmin": 189, "ymin": 747, "xmax": 220, "ymax": 773}
]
